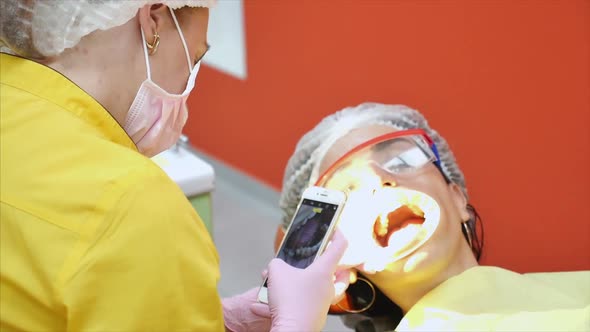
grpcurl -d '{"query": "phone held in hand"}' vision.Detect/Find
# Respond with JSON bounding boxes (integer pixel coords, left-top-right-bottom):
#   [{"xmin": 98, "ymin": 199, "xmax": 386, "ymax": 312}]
[{"xmin": 257, "ymin": 186, "xmax": 347, "ymax": 303}]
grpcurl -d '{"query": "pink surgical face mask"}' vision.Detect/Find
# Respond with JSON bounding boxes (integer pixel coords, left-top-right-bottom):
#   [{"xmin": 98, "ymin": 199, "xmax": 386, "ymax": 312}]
[{"xmin": 124, "ymin": 8, "xmax": 201, "ymax": 157}]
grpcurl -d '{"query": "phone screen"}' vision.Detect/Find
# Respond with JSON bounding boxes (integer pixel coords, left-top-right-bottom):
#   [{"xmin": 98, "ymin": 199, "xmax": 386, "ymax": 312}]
[
  {"xmin": 273, "ymin": 198, "xmax": 339, "ymax": 273},
  {"xmin": 259, "ymin": 191, "xmax": 344, "ymax": 302}
]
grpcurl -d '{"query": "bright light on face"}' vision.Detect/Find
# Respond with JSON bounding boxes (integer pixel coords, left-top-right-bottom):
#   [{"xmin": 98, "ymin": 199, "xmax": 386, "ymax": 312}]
[
  {"xmin": 323, "ymin": 158, "xmax": 382, "ymax": 192},
  {"xmin": 335, "ymin": 187, "xmax": 440, "ymax": 273},
  {"xmin": 315, "ymin": 130, "xmax": 443, "ymax": 273}
]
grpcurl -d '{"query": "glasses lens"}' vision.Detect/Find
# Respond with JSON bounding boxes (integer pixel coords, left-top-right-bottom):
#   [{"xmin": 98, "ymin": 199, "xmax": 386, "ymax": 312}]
[
  {"xmin": 318, "ymin": 135, "xmax": 436, "ymax": 190},
  {"xmin": 336, "ymin": 277, "xmax": 376, "ymax": 313},
  {"xmin": 373, "ymin": 136, "xmax": 435, "ymax": 172}
]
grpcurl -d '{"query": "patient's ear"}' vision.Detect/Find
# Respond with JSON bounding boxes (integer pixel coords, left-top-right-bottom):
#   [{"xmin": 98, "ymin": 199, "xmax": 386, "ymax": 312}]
[{"xmin": 449, "ymin": 183, "xmax": 470, "ymax": 222}]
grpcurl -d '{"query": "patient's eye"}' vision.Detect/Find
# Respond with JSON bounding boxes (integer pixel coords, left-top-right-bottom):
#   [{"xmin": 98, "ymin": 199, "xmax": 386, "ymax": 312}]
[
  {"xmin": 381, "ymin": 147, "xmax": 431, "ymax": 173},
  {"xmin": 383, "ymin": 157, "xmax": 414, "ymax": 173},
  {"xmin": 372, "ymin": 138, "xmax": 414, "ymax": 159}
]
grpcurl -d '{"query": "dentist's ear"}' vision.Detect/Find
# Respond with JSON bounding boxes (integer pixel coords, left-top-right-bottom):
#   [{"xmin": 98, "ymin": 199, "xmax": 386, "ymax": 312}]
[
  {"xmin": 449, "ymin": 183, "xmax": 470, "ymax": 222},
  {"xmin": 137, "ymin": 4, "xmax": 168, "ymax": 44}
]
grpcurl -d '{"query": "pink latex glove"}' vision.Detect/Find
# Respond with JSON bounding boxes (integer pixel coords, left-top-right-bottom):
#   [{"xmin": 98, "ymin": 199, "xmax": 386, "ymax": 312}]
[
  {"xmin": 251, "ymin": 230, "xmax": 349, "ymax": 332},
  {"xmin": 222, "ymin": 287, "xmax": 271, "ymax": 332}
]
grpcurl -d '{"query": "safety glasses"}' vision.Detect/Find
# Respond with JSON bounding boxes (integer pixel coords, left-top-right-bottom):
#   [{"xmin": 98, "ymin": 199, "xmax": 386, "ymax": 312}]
[{"xmin": 316, "ymin": 129, "xmax": 442, "ymax": 191}]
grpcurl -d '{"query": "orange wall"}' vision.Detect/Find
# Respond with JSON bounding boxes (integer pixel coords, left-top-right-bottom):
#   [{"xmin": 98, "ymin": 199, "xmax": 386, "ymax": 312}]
[{"xmin": 186, "ymin": 1, "xmax": 590, "ymax": 273}]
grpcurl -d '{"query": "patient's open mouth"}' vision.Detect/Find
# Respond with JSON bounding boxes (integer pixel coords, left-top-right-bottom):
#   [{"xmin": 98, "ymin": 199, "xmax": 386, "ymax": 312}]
[
  {"xmin": 353, "ymin": 188, "xmax": 440, "ymax": 269},
  {"xmin": 373, "ymin": 205, "xmax": 425, "ymax": 247}
]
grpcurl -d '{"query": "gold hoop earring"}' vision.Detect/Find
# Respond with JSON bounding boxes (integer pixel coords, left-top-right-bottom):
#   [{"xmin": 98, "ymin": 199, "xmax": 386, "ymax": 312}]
[
  {"xmin": 336, "ymin": 277, "xmax": 376, "ymax": 314},
  {"xmin": 146, "ymin": 32, "xmax": 160, "ymax": 55},
  {"xmin": 462, "ymin": 221, "xmax": 473, "ymax": 249}
]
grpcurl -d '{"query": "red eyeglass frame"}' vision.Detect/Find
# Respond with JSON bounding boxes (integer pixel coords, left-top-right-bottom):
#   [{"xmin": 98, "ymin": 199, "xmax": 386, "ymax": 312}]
[{"xmin": 314, "ymin": 129, "xmax": 435, "ymax": 187}]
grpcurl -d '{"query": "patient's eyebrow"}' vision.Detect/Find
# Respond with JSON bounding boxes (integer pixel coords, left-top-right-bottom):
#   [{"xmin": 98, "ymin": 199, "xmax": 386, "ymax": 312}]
[{"xmin": 373, "ymin": 138, "xmax": 407, "ymax": 153}]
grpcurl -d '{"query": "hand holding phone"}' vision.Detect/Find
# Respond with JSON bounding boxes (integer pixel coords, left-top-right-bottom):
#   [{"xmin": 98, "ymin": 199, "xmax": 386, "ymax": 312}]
[
  {"xmin": 257, "ymin": 186, "xmax": 347, "ymax": 303},
  {"xmin": 251, "ymin": 230, "xmax": 349, "ymax": 332}
]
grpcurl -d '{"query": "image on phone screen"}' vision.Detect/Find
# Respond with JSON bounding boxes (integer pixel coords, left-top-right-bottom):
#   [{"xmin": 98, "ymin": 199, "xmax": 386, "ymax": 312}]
[{"xmin": 276, "ymin": 199, "xmax": 339, "ymax": 269}]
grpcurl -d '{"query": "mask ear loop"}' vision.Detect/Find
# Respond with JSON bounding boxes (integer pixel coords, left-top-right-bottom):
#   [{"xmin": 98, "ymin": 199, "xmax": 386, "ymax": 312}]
[
  {"xmin": 139, "ymin": 28, "xmax": 152, "ymax": 81},
  {"xmin": 168, "ymin": 7, "xmax": 193, "ymax": 72}
]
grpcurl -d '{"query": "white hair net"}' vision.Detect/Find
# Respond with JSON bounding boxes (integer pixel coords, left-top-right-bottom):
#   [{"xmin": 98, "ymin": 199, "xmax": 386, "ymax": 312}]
[
  {"xmin": 279, "ymin": 102, "xmax": 468, "ymax": 229},
  {"xmin": 0, "ymin": 0, "xmax": 215, "ymax": 59}
]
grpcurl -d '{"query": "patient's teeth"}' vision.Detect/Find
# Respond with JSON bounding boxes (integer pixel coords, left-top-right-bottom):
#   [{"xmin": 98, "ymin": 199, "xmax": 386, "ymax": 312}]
[
  {"xmin": 375, "ymin": 215, "xmax": 388, "ymax": 236},
  {"xmin": 408, "ymin": 204, "xmax": 424, "ymax": 217},
  {"xmin": 387, "ymin": 223, "xmax": 422, "ymax": 252}
]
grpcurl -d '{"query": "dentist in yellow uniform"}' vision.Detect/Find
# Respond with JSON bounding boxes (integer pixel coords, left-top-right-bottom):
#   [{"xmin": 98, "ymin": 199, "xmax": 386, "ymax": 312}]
[{"xmin": 0, "ymin": 1, "xmax": 349, "ymax": 331}]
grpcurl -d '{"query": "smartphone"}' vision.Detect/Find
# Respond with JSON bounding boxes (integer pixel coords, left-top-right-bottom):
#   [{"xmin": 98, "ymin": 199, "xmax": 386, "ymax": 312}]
[{"xmin": 257, "ymin": 186, "xmax": 347, "ymax": 304}]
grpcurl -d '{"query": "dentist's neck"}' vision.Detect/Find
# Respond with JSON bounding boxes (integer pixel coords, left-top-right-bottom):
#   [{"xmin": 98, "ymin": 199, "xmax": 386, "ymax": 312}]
[{"xmin": 41, "ymin": 20, "xmax": 144, "ymax": 126}]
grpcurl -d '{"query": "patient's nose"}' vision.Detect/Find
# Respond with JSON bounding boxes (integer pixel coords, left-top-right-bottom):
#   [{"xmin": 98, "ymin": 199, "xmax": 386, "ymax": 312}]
[{"xmin": 368, "ymin": 161, "xmax": 398, "ymax": 188}]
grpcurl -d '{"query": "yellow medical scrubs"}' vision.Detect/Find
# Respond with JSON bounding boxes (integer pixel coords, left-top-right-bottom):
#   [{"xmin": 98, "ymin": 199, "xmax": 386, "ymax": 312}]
[
  {"xmin": 0, "ymin": 53, "xmax": 224, "ymax": 331},
  {"xmin": 396, "ymin": 266, "xmax": 590, "ymax": 331}
]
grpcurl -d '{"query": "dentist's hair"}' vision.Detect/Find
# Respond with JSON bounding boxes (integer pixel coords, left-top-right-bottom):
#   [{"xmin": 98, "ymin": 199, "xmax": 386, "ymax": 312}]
[{"xmin": 0, "ymin": 0, "xmax": 214, "ymax": 59}]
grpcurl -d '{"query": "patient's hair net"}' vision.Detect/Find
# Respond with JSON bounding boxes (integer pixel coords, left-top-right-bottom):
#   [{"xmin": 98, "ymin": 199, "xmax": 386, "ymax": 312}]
[
  {"xmin": 0, "ymin": 0, "xmax": 215, "ymax": 59},
  {"xmin": 279, "ymin": 103, "xmax": 467, "ymax": 229}
]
